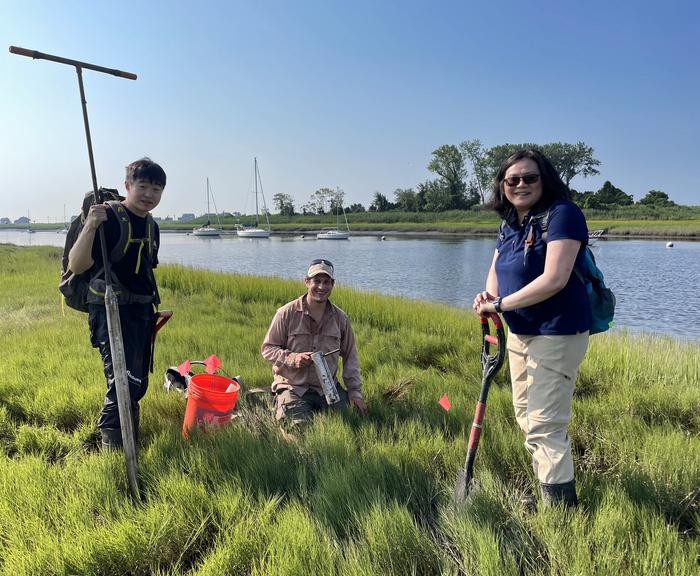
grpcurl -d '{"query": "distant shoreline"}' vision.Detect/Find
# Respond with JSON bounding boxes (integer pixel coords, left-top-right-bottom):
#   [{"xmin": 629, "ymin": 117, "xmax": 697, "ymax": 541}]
[
  {"xmin": 3, "ymin": 226, "xmax": 698, "ymax": 241},
  {"xmin": 3, "ymin": 224, "xmax": 698, "ymax": 241}
]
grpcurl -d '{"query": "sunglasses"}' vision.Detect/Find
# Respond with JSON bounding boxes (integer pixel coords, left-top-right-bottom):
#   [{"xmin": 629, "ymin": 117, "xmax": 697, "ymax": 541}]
[
  {"xmin": 503, "ymin": 174, "xmax": 540, "ymax": 187},
  {"xmin": 310, "ymin": 258, "xmax": 334, "ymax": 271}
]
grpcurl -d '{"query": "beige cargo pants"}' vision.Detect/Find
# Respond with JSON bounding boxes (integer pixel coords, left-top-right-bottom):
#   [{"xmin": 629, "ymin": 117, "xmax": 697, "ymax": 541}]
[{"xmin": 507, "ymin": 332, "xmax": 589, "ymax": 484}]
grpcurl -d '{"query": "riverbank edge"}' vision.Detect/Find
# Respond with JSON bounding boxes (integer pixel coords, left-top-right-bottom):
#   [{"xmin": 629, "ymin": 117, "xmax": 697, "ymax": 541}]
[
  {"xmin": 266, "ymin": 228, "xmax": 700, "ymax": 240},
  {"xmin": 5, "ymin": 222, "xmax": 699, "ymax": 240}
]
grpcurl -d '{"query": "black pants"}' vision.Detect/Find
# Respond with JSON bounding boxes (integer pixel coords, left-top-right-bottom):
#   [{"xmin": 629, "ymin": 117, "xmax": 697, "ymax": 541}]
[{"xmin": 88, "ymin": 303, "xmax": 154, "ymax": 430}]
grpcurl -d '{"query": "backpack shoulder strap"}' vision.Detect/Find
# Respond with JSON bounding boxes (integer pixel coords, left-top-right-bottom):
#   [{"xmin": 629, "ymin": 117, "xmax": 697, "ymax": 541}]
[
  {"xmin": 105, "ymin": 200, "xmax": 131, "ymax": 264},
  {"xmin": 522, "ymin": 208, "xmax": 550, "ymax": 265},
  {"xmin": 145, "ymin": 213, "xmax": 156, "ymax": 262},
  {"xmin": 530, "ymin": 208, "xmax": 550, "ymax": 243},
  {"xmin": 540, "ymin": 209, "xmax": 550, "ymax": 243}
]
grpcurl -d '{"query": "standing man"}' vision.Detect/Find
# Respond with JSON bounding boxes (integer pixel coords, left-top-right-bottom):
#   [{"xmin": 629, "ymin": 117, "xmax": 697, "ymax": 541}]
[
  {"xmin": 68, "ymin": 157, "xmax": 166, "ymax": 449},
  {"xmin": 261, "ymin": 259, "xmax": 367, "ymax": 426}
]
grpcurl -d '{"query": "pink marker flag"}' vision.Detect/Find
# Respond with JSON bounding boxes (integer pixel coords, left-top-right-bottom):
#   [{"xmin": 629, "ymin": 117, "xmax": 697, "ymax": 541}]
[
  {"xmin": 438, "ymin": 393, "xmax": 451, "ymax": 411},
  {"xmin": 204, "ymin": 354, "xmax": 222, "ymax": 374},
  {"xmin": 177, "ymin": 360, "xmax": 191, "ymax": 377}
]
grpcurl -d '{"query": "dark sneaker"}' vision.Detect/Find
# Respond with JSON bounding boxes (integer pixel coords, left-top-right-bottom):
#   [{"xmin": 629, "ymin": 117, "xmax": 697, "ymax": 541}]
[{"xmin": 100, "ymin": 428, "xmax": 123, "ymax": 450}]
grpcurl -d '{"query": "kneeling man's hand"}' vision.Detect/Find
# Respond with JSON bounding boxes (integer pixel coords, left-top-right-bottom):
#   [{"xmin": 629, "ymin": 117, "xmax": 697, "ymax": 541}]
[
  {"xmin": 289, "ymin": 352, "xmax": 313, "ymax": 369},
  {"xmin": 350, "ymin": 396, "xmax": 368, "ymax": 415}
]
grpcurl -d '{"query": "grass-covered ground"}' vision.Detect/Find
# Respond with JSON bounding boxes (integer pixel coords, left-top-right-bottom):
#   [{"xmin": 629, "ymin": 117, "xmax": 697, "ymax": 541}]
[{"xmin": 1, "ymin": 244, "xmax": 698, "ymax": 575}]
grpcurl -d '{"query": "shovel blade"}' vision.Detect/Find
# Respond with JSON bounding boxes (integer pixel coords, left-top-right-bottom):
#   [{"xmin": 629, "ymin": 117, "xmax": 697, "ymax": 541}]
[{"xmin": 454, "ymin": 468, "xmax": 473, "ymax": 503}]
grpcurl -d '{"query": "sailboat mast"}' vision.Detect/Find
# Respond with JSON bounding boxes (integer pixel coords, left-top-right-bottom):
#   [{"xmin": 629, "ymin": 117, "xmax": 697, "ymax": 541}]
[
  {"xmin": 254, "ymin": 157, "xmax": 259, "ymax": 227},
  {"xmin": 206, "ymin": 178, "xmax": 211, "ymax": 225}
]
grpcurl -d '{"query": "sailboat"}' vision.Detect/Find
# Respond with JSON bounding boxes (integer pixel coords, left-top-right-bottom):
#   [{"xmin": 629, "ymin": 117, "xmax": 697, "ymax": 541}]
[
  {"xmin": 26, "ymin": 210, "xmax": 35, "ymax": 234},
  {"xmin": 317, "ymin": 201, "xmax": 350, "ymax": 240},
  {"xmin": 192, "ymin": 178, "xmax": 223, "ymax": 237},
  {"xmin": 237, "ymin": 157, "xmax": 271, "ymax": 238}
]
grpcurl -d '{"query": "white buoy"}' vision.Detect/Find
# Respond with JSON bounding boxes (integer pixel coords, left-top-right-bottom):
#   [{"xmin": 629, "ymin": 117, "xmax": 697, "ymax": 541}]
[
  {"xmin": 381, "ymin": 235, "xmax": 386, "ymax": 241},
  {"xmin": 300, "ymin": 234, "xmax": 305, "ymax": 239},
  {"xmin": 666, "ymin": 242, "xmax": 674, "ymax": 248}
]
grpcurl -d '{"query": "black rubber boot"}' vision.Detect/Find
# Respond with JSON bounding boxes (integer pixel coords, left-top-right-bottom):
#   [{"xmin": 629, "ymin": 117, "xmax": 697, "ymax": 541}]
[
  {"xmin": 100, "ymin": 428, "xmax": 123, "ymax": 450},
  {"xmin": 520, "ymin": 492, "xmax": 538, "ymax": 513},
  {"xmin": 540, "ymin": 480, "xmax": 578, "ymax": 508}
]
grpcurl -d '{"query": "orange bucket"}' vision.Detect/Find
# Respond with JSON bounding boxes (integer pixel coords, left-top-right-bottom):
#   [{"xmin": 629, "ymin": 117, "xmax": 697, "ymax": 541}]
[{"xmin": 182, "ymin": 373, "xmax": 240, "ymax": 437}]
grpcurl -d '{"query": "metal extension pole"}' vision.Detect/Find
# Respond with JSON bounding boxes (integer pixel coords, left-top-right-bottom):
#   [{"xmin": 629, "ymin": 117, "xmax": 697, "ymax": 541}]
[{"xmin": 10, "ymin": 46, "xmax": 141, "ymax": 500}]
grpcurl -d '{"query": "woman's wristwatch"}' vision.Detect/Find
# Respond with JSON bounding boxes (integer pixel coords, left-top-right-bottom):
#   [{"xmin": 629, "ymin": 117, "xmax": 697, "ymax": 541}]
[{"xmin": 492, "ymin": 297, "xmax": 503, "ymax": 313}]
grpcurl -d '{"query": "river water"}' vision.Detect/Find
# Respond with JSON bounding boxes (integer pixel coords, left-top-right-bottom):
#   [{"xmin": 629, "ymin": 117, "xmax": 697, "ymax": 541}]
[{"xmin": 3, "ymin": 230, "xmax": 699, "ymax": 341}]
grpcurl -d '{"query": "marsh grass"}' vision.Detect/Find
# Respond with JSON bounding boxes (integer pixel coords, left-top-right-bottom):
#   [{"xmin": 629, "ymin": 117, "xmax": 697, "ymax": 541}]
[{"xmin": 0, "ymin": 244, "xmax": 698, "ymax": 575}]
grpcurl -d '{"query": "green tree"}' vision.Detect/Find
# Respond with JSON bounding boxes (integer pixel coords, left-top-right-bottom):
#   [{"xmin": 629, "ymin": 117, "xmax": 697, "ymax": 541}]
[
  {"xmin": 329, "ymin": 188, "xmax": 345, "ymax": 213},
  {"xmin": 417, "ymin": 179, "xmax": 451, "ymax": 212},
  {"xmin": 459, "ymin": 139, "xmax": 490, "ymax": 204},
  {"xmin": 427, "ymin": 144, "xmax": 468, "ymax": 209},
  {"xmin": 464, "ymin": 180, "xmax": 481, "ymax": 208},
  {"xmin": 570, "ymin": 189, "xmax": 598, "ymax": 208},
  {"xmin": 544, "ymin": 142, "xmax": 601, "ymax": 187},
  {"xmin": 306, "ymin": 187, "xmax": 334, "ymax": 215},
  {"xmin": 369, "ymin": 192, "xmax": 394, "ymax": 212},
  {"xmin": 639, "ymin": 190, "xmax": 675, "ymax": 207},
  {"xmin": 393, "ymin": 187, "xmax": 420, "ymax": 212},
  {"xmin": 347, "ymin": 203, "xmax": 366, "ymax": 213},
  {"xmin": 594, "ymin": 181, "xmax": 634, "ymax": 207},
  {"xmin": 272, "ymin": 193, "xmax": 295, "ymax": 216}
]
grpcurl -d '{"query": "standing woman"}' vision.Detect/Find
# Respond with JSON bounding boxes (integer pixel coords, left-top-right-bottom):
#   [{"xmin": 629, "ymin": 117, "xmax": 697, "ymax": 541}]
[{"xmin": 473, "ymin": 149, "xmax": 591, "ymax": 507}]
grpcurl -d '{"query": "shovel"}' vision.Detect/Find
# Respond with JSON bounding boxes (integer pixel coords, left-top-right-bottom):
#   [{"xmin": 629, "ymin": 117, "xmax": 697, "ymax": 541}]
[{"xmin": 454, "ymin": 312, "xmax": 506, "ymax": 503}]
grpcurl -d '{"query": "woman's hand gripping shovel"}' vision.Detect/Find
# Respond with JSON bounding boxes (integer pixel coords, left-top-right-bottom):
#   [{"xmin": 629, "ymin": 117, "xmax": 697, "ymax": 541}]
[{"xmin": 454, "ymin": 312, "xmax": 506, "ymax": 503}]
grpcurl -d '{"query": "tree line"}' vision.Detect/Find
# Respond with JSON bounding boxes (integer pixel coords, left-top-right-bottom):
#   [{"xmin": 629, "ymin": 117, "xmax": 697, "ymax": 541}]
[{"xmin": 272, "ymin": 140, "xmax": 678, "ymax": 215}]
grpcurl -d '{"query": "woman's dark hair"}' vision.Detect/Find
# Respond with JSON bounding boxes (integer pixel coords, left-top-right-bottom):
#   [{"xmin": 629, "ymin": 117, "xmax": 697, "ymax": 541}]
[
  {"xmin": 125, "ymin": 157, "xmax": 166, "ymax": 187},
  {"xmin": 490, "ymin": 149, "xmax": 570, "ymax": 219}
]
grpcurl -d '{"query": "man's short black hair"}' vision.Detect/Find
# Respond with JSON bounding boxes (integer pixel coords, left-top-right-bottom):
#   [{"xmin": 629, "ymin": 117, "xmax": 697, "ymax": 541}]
[{"xmin": 126, "ymin": 157, "xmax": 166, "ymax": 187}]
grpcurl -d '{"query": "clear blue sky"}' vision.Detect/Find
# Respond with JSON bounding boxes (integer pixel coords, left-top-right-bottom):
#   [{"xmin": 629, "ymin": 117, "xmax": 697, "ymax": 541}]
[{"xmin": 1, "ymin": 0, "xmax": 698, "ymax": 222}]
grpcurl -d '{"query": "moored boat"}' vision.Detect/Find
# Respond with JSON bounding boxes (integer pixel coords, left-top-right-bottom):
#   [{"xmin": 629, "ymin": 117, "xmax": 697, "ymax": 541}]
[
  {"xmin": 193, "ymin": 178, "xmax": 223, "ymax": 237},
  {"xmin": 317, "ymin": 198, "xmax": 350, "ymax": 240},
  {"xmin": 237, "ymin": 158, "xmax": 271, "ymax": 238}
]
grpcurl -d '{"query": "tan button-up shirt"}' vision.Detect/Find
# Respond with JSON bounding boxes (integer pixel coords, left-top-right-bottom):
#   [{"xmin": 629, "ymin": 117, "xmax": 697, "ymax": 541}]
[{"xmin": 261, "ymin": 295, "xmax": 362, "ymax": 399}]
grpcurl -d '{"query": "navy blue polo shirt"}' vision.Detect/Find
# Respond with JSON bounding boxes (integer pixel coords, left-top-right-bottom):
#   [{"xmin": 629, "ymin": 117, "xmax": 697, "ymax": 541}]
[{"xmin": 495, "ymin": 201, "xmax": 591, "ymax": 335}]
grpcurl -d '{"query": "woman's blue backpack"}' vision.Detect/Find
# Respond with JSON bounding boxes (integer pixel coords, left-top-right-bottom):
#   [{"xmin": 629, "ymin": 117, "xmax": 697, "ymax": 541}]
[{"xmin": 572, "ymin": 247, "xmax": 616, "ymax": 334}]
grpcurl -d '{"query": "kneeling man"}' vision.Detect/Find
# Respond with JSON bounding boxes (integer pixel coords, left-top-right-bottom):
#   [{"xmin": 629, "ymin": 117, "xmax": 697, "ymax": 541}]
[{"xmin": 261, "ymin": 259, "xmax": 367, "ymax": 425}]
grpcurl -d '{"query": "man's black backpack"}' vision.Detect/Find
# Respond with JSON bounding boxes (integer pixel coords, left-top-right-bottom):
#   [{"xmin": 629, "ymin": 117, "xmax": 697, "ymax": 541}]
[{"xmin": 59, "ymin": 188, "xmax": 156, "ymax": 312}]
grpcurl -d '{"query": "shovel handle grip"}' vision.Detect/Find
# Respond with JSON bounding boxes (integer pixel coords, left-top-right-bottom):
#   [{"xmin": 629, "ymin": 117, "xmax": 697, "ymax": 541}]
[{"xmin": 154, "ymin": 310, "xmax": 173, "ymax": 334}]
